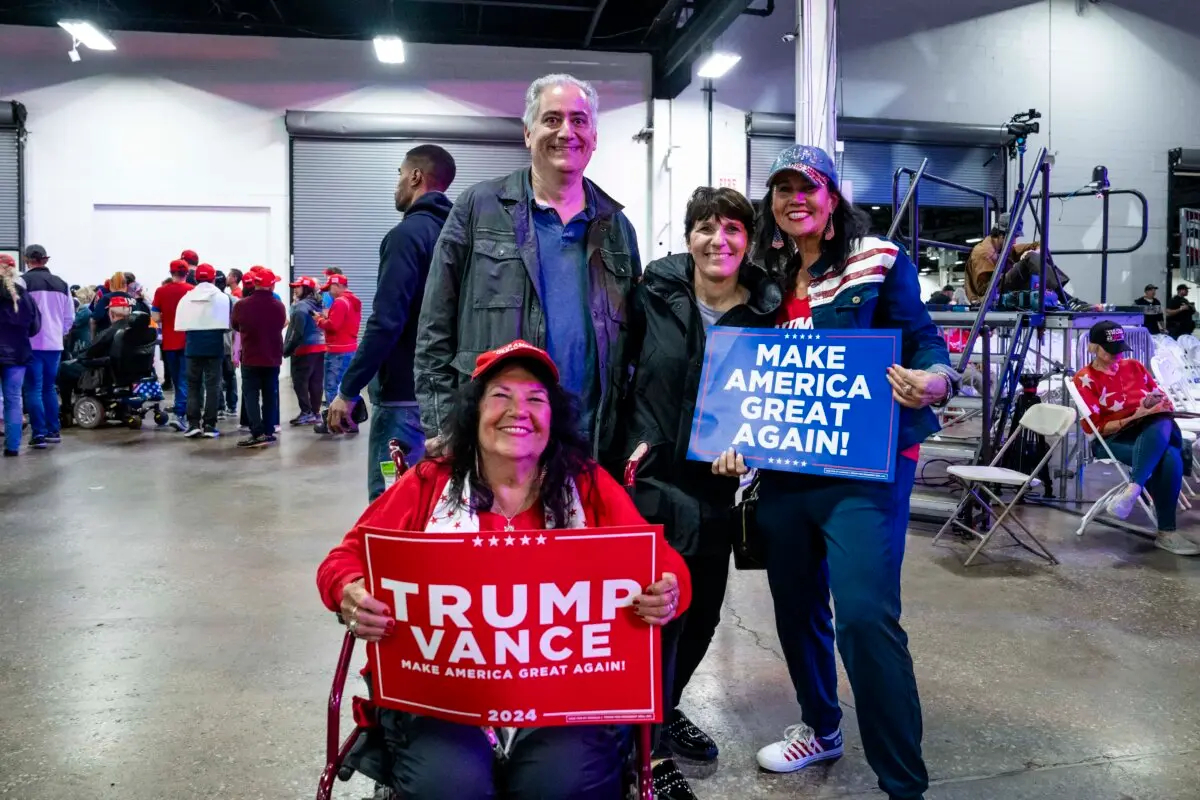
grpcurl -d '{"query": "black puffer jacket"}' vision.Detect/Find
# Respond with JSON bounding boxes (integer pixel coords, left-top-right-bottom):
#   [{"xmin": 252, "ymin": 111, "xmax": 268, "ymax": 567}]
[{"xmin": 619, "ymin": 253, "xmax": 780, "ymax": 557}]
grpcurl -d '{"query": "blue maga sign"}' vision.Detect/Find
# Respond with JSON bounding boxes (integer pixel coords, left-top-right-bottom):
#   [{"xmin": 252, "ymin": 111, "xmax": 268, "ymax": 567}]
[{"xmin": 687, "ymin": 327, "xmax": 902, "ymax": 483}]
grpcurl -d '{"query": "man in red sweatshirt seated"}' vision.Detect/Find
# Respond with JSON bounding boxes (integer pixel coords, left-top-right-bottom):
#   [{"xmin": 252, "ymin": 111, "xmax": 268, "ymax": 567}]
[{"xmin": 314, "ymin": 272, "xmax": 362, "ymax": 433}]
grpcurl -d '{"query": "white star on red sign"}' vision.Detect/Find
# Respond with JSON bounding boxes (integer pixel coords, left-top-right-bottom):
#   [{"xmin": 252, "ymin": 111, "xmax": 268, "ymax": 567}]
[
  {"xmin": 473, "ymin": 536, "xmax": 483, "ymax": 547},
  {"xmin": 488, "ymin": 536, "xmax": 499, "ymax": 546},
  {"xmin": 520, "ymin": 535, "xmax": 531, "ymax": 545},
  {"xmin": 504, "ymin": 535, "xmax": 516, "ymax": 546},
  {"xmin": 536, "ymin": 534, "xmax": 547, "ymax": 545}
]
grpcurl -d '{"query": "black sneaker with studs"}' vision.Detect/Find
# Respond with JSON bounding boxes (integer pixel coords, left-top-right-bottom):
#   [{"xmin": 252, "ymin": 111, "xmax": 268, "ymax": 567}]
[
  {"xmin": 665, "ymin": 709, "xmax": 719, "ymax": 762},
  {"xmin": 652, "ymin": 758, "xmax": 698, "ymax": 800}
]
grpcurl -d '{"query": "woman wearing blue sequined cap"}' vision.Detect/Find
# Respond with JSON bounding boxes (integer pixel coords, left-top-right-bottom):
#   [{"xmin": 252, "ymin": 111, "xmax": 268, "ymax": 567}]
[{"xmin": 714, "ymin": 143, "xmax": 957, "ymax": 800}]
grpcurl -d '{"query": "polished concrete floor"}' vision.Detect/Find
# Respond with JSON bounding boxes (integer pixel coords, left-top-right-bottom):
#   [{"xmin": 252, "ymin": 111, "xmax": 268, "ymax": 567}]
[{"xmin": 2, "ymin": 402, "xmax": 1199, "ymax": 800}]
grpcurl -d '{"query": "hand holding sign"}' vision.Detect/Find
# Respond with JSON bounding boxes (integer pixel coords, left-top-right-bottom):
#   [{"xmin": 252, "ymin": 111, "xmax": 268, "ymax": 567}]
[
  {"xmin": 341, "ymin": 578, "xmax": 394, "ymax": 642},
  {"xmin": 886, "ymin": 365, "xmax": 949, "ymax": 410}
]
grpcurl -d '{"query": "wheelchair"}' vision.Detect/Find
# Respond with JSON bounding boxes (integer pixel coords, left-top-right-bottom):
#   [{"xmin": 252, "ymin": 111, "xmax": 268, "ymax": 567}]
[
  {"xmin": 64, "ymin": 312, "xmax": 168, "ymax": 430},
  {"xmin": 317, "ymin": 445, "xmax": 655, "ymax": 800}
]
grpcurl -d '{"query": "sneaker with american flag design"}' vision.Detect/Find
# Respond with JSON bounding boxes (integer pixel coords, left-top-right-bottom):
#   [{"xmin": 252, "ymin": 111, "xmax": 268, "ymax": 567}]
[{"xmin": 756, "ymin": 724, "xmax": 843, "ymax": 773}]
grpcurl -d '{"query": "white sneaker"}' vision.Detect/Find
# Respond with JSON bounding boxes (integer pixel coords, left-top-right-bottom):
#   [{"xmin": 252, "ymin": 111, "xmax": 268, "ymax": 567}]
[
  {"xmin": 756, "ymin": 724, "xmax": 843, "ymax": 773},
  {"xmin": 1155, "ymin": 531, "xmax": 1200, "ymax": 556},
  {"xmin": 184, "ymin": 426, "xmax": 203, "ymax": 438},
  {"xmin": 1106, "ymin": 482, "xmax": 1141, "ymax": 520}
]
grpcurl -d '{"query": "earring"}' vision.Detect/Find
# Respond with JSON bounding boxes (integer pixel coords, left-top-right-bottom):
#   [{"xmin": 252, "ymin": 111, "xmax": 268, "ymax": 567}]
[
  {"xmin": 823, "ymin": 217, "xmax": 835, "ymax": 241},
  {"xmin": 772, "ymin": 228, "xmax": 785, "ymax": 250}
]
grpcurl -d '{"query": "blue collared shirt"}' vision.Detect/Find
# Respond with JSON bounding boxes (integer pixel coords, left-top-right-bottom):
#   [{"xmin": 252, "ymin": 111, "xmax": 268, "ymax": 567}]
[{"xmin": 530, "ymin": 183, "xmax": 599, "ymax": 436}]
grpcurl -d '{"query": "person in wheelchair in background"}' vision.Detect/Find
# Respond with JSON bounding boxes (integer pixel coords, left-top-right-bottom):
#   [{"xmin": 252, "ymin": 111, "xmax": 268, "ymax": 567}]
[
  {"xmin": 57, "ymin": 296, "xmax": 163, "ymax": 426},
  {"xmin": 317, "ymin": 340, "xmax": 691, "ymax": 800}
]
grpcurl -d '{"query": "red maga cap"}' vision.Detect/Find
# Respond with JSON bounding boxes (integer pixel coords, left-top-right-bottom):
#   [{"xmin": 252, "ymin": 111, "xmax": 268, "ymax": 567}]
[
  {"xmin": 108, "ymin": 295, "xmax": 132, "ymax": 308},
  {"xmin": 290, "ymin": 275, "xmax": 319, "ymax": 289},
  {"xmin": 195, "ymin": 263, "xmax": 216, "ymax": 282},
  {"xmin": 322, "ymin": 274, "xmax": 349, "ymax": 290},
  {"xmin": 471, "ymin": 339, "xmax": 560, "ymax": 383}
]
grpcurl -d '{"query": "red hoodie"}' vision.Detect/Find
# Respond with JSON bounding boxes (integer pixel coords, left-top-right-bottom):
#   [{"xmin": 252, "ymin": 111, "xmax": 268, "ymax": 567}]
[{"xmin": 317, "ymin": 291, "xmax": 361, "ymax": 354}]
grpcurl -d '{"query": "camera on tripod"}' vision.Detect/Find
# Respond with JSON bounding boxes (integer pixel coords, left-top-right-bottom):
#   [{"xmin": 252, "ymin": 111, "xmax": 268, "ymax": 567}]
[{"xmin": 1005, "ymin": 108, "xmax": 1041, "ymax": 138}]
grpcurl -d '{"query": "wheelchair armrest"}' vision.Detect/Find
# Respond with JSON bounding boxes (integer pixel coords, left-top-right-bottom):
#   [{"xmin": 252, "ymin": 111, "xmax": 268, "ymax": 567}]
[{"xmin": 82, "ymin": 357, "xmax": 110, "ymax": 368}]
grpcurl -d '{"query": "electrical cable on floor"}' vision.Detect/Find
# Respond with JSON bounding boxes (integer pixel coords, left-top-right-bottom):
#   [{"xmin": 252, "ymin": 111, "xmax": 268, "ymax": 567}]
[{"xmin": 917, "ymin": 457, "xmax": 958, "ymax": 488}]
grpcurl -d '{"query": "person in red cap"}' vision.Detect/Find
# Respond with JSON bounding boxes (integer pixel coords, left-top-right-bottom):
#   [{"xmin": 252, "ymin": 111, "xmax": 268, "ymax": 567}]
[
  {"xmin": 174, "ymin": 263, "xmax": 231, "ymax": 438},
  {"xmin": 316, "ymin": 339, "xmax": 691, "ymax": 799},
  {"xmin": 180, "ymin": 249, "xmax": 200, "ymax": 285},
  {"xmin": 284, "ymin": 275, "xmax": 326, "ymax": 426},
  {"xmin": 232, "ymin": 269, "xmax": 287, "ymax": 447},
  {"xmin": 152, "ymin": 259, "xmax": 195, "ymax": 429},
  {"xmin": 313, "ymin": 272, "xmax": 361, "ymax": 431},
  {"xmin": 56, "ymin": 295, "xmax": 137, "ymax": 410}
]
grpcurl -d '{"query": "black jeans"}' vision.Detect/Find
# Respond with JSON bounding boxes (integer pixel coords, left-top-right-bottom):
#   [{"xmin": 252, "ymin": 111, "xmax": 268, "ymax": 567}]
[
  {"xmin": 186, "ymin": 355, "xmax": 222, "ymax": 428},
  {"xmin": 379, "ymin": 710, "xmax": 626, "ymax": 799},
  {"xmin": 654, "ymin": 515, "xmax": 733, "ymax": 757},
  {"xmin": 290, "ymin": 352, "xmax": 324, "ymax": 416},
  {"xmin": 242, "ymin": 365, "xmax": 280, "ymax": 437},
  {"xmin": 222, "ymin": 355, "xmax": 237, "ymax": 411}
]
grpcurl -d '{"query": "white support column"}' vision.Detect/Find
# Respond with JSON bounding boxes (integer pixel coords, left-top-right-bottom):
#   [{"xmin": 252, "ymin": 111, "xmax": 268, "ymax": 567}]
[{"xmin": 795, "ymin": 0, "xmax": 838, "ymax": 156}]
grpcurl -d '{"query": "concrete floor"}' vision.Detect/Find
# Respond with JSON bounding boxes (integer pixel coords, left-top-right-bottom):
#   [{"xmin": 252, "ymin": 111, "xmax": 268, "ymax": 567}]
[{"xmin": 2, "ymin": 403, "xmax": 1199, "ymax": 800}]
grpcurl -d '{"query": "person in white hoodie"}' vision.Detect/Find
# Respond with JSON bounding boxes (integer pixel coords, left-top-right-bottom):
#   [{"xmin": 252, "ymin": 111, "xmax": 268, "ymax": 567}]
[{"xmin": 174, "ymin": 263, "xmax": 231, "ymax": 438}]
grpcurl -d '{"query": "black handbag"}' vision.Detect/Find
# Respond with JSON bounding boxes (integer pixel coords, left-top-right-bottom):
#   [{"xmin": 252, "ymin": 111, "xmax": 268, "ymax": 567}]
[{"xmin": 731, "ymin": 475, "xmax": 766, "ymax": 571}]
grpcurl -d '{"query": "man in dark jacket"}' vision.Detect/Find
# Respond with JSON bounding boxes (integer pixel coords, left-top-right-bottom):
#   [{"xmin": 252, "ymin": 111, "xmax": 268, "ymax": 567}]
[
  {"xmin": 415, "ymin": 75, "xmax": 640, "ymax": 460},
  {"xmin": 327, "ymin": 144, "xmax": 456, "ymax": 500},
  {"xmin": 232, "ymin": 270, "xmax": 287, "ymax": 447}
]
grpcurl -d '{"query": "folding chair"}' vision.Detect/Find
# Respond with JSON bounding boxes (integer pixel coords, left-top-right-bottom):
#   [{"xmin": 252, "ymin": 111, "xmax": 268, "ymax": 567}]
[
  {"xmin": 1065, "ymin": 379, "xmax": 1162, "ymax": 537},
  {"xmin": 933, "ymin": 403, "xmax": 1076, "ymax": 566}
]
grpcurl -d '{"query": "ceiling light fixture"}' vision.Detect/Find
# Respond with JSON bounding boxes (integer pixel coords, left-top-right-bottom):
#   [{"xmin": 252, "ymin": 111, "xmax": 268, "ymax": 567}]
[
  {"xmin": 57, "ymin": 20, "xmax": 116, "ymax": 51},
  {"xmin": 696, "ymin": 52, "xmax": 741, "ymax": 79},
  {"xmin": 373, "ymin": 35, "xmax": 406, "ymax": 64},
  {"xmin": 965, "ymin": 237, "xmax": 983, "ymax": 244}
]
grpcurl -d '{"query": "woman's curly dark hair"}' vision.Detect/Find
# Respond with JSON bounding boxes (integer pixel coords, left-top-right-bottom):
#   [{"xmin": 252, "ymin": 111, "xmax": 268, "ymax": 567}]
[
  {"xmin": 439, "ymin": 357, "xmax": 593, "ymax": 528},
  {"xmin": 750, "ymin": 183, "xmax": 873, "ymax": 289}
]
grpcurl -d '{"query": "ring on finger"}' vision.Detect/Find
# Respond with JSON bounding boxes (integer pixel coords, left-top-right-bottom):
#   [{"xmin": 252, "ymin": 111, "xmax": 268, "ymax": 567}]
[{"xmin": 348, "ymin": 618, "xmax": 359, "ymax": 633}]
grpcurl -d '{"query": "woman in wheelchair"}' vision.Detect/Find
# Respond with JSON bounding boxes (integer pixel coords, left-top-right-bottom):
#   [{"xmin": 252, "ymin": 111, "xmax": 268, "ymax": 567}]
[
  {"xmin": 317, "ymin": 340, "xmax": 691, "ymax": 800},
  {"xmin": 1074, "ymin": 320, "xmax": 1199, "ymax": 556}
]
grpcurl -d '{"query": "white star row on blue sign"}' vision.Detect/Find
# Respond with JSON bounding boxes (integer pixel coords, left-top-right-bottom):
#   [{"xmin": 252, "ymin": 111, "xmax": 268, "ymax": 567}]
[
  {"xmin": 766, "ymin": 458, "xmax": 809, "ymax": 467},
  {"xmin": 783, "ymin": 333, "xmax": 822, "ymax": 340}
]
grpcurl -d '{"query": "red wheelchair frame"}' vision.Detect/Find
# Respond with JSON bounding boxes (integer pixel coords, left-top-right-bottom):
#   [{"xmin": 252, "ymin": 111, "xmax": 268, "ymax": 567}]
[{"xmin": 316, "ymin": 442, "xmax": 656, "ymax": 800}]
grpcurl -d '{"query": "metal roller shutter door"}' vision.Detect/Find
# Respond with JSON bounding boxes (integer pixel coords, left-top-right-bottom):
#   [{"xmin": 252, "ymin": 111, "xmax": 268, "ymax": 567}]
[
  {"xmin": 291, "ymin": 139, "xmax": 530, "ymax": 333},
  {"xmin": 748, "ymin": 134, "xmax": 1003, "ymax": 208},
  {"xmin": 0, "ymin": 129, "xmax": 18, "ymax": 249},
  {"xmin": 841, "ymin": 141, "xmax": 1004, "ymax": 207}
]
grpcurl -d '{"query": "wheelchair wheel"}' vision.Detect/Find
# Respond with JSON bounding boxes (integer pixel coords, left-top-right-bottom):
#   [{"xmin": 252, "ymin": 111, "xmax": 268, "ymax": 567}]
[
  {"xmin": 73, "ymin": 397, "xmax": 105, "ymax": 429},
  {"xmin": 127, "ymin": 416, "xmax": 143, "ymax": 430},
  {"xmin": 154, "ymin": 412, "xmax": 170, "ymax": 427}
]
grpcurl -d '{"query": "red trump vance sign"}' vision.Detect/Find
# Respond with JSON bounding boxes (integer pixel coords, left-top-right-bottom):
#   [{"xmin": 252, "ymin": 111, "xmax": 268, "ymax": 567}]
[{"xmin": 363, "ymin": 525, "xmax": 663, "ymax": 727}]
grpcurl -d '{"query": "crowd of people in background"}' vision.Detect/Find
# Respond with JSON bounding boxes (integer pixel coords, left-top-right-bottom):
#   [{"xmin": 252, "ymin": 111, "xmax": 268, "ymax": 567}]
[{"xmin": 0, "ymin": 240, "xmax": 371, "ymax": 452}]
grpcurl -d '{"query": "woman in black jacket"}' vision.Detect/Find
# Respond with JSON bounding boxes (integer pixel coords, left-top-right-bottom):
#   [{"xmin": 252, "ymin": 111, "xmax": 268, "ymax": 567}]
[
  {"xmin": 0, "ymin": 260, "xmax": 41, "ymax": 456},
  {"xmin": 620, "ymin": 187, "xmax": 780, "ymax": 799}
]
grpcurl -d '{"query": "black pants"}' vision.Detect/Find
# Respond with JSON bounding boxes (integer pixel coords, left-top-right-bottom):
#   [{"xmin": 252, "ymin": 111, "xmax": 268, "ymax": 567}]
[
  {"xmin": 222, "ymin": 356, "xmax": 237, "ymax": 411},
  {"xmin": 242, "ymin": 365, "xmax": 280, "ymax": 437},
  {"xmin": 290, "ymin": 352, "xmax": 324, "ymax": 416},
  {"xmin": 654, "ymin": 518, "xmax": 733, "ymax": 757},
  {"xmin": 186, "ymin": 355, "xmax": 222, "ymax": 428},
  {"xmin": 671, "ymin": 548, "xmax": 732, "ymax": 708}
]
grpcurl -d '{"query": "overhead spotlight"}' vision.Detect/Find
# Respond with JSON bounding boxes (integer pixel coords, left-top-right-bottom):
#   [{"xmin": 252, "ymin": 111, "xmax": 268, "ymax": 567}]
[
  {"xmin": 67, "ymin": 47, "xmax": 81, "ymax": 63},
  {"xmin": 781, "ymin": 27, "xmax": 798, "ymax": 42},
  {"xmin": 697, "ymin": 52, "xmax": 741, "ymax": 79},
  {"xmin": 57, "ymin": 20, "xmax": 116, "ymax": 51},
  {"xmin": 1089, "ymin": 165, "xmax": 1110, "ymax": 193},
  {"xmin": 373, "ymin": 35, "xmax": 406, "ymax": 64}
]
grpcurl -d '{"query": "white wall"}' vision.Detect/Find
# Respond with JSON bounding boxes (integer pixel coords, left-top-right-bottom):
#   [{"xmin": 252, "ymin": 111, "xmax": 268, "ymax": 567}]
[{"xmin": 0, "ymin": 26, "xmax": 652, "ymax": 290}]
